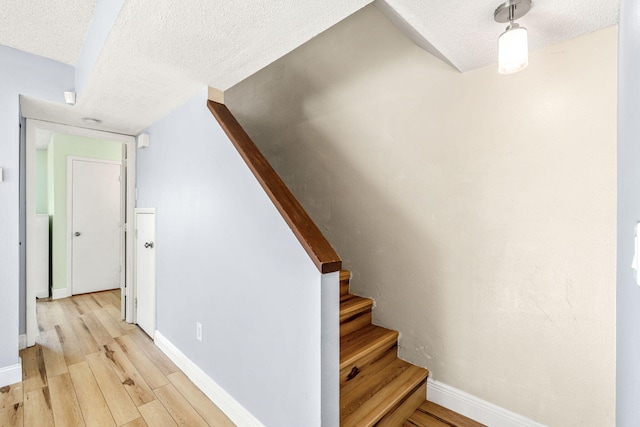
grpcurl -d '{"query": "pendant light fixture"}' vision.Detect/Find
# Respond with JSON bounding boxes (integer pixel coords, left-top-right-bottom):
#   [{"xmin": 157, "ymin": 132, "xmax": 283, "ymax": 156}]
[{"xmin": 494, "ymin": 0, "xmax": 532, "ymax": 74}]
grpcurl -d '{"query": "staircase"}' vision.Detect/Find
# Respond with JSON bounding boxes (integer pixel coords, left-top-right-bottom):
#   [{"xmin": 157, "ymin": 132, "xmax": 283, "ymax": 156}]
[
  {"xmin": 340, "ymin": 270, "xmax": 428, "ymax": 426},
  {"xmin": 208, "ymin": 99, "xmax": 485, "ymax": 427},
  {"xmin": 340, "ymin": 270, "xmax": 486, "ymax": 427}
]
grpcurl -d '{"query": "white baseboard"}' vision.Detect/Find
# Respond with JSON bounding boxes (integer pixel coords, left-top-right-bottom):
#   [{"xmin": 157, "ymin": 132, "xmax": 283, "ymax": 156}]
[
  {"xmin": 0, "ymin": 363, "xmax": 22, "ymax": 388},
  {"xmin": 52, "ymin": 287, "xmax": 71, "ymax": 300},
  {"xmin": 427, "ymin": 378, "xmax": 547, "ymax": 427},
  {"xmin": 154, "ymin": 331, "xmax": 264, "ymax": 427},
  {"xmin": 19, "ymin": 334, "xmax": 26, "ymax": 350},
  {"xmin": 36, "ymin": 291, "xmax": 50, "ymax": 299}
]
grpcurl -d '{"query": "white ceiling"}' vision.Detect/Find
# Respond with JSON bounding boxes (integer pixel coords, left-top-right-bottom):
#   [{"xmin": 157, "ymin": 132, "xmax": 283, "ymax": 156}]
[
  {"xmin": 5, "ymin": 0, "xmax": 621, "ymax": 135},
  {"xmin": 0, "ymin": 0, "xmax": 96, "ymax": 64},
  {"xmin": 378, "ymin": 0, "xmax": 620, "ymax": 72}
]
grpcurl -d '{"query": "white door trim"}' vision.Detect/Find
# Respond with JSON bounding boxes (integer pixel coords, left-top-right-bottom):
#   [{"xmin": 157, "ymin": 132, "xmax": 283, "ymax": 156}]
[
  {"xmin": 25, "ymin": 119, "xmax": 136, "ymax": 347},
  {"xmin": 134, "ymin": 207, "xmax": 156, "ymax": 335},
  {"xmin": 66, "ymin": 157, "xmax": 123, "ymax": 296}
]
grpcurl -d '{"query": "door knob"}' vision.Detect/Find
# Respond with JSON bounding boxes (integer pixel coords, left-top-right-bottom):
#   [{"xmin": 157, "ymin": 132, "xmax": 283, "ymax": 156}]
[
  {"xmin": 144, "ymin": 242, "xmax": 154, "ymax": 249},
  {"xmin": 74, "ymin": 232, "xmax": 81, "ymax": 237}
]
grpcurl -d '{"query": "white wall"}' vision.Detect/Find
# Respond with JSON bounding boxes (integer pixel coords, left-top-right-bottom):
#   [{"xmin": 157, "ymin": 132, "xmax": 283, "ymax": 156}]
[
  {"xmin": 226, "ymin": 6, "xmax": 617, "ymax": 426},
  {"xmin": 617, "ymin": 0, "xmax": 640, "ymax": 424},
  {"xmin": 137, "ymin": 88, "xmax": 333, "ymax": 426},
  {"xmin": 0, "ymin": 45, "xmax": 73, "ymax": 379}
]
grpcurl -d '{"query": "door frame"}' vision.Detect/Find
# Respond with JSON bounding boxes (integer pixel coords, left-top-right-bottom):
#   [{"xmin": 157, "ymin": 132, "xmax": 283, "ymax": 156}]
[
  {"xmin": 66, "ymin": 157, "xmax": 124, "ymax": 296},
  {"xmin": 25, "ymin": 119, "xmax": 136, "ymax": 347},
  {"xmin": 134, "ymin": 207, "xmax": 156, "ymax": 336}
]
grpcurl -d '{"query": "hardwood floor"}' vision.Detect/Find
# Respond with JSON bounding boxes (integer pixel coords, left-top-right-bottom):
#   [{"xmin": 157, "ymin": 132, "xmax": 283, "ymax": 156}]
[{"xmin": 0, "ymin": 290, "xmax": 235, "ymax": 427}]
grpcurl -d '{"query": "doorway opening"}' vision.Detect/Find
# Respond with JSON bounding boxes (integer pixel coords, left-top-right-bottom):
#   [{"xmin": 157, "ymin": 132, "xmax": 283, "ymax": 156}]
[
  {"xmin": 68, "ymin": 157, "xmax": 124, "ymax": 296},
  {"xmin": 24, "ymin": 119, "xmax": 136, "ymax": 348}
]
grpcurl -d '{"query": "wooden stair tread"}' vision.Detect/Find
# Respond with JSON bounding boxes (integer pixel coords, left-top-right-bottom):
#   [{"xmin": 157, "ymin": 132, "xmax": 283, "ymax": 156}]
[
  {"xmin": 379, "ymin": 381, "xmax": 426, "ymax": 427},
  {"xmin": 340, "ymin": 324, "xmax": 398, "ymax": 370},
  {"xmin": 341, "ymin": 359, "xmax": 428, "ymax": 426},
  {"xmin": 404, "ymin": 411, "xmax": 450, "ymax": 427},
  {"xmin": 341, "ymin": 350, "xmax": 407, "ymax": 396},
  {"xmin": 340, "ymin": 294, "xmax": 374, "ymax": 337},
  {"xmin": 341, "ymin": 357, "xmax": 428, "ymax": 404},
  {"xmin": 338, "ymin": 269, "xmax": 437, "ymax": 426},
  {"xmin": 407, "ymin": 401, "xmax": 487, "ymax": 427},
  {"xmin": 340, "ymin": 295, "xmax": 373, "ymax": 320}
]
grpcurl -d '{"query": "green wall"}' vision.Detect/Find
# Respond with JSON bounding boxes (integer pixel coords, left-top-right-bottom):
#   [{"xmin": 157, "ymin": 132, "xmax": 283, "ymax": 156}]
[{"xmin": 48, "ymin": 134, "xmax": 123, "ymax": 291}]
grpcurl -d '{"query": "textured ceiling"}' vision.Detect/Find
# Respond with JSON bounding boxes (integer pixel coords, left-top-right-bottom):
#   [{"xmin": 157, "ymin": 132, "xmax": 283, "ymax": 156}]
[
  {"xmin": 22, "ymin": 0, "xmax": 373, "ymax": 134},
  {"xmin": 0, "ymin": 0, "xmax": 96, "ymax": 64},
  {"xmin": 378, "ymin": 0, "xmax": 620, "ymax": 72},
  {"xmin": 7, "ymin": 0, "xmax": 620, "ymax": 134}
]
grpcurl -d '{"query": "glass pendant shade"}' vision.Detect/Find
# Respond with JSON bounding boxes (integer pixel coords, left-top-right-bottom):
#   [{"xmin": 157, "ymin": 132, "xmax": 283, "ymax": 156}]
[{"xmin": 498, "ymin": 24, "xmax": 528, "ymax": 74}]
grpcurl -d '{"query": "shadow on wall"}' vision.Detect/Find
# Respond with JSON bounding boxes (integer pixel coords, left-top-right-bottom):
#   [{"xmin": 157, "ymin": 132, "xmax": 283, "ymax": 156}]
[
  {"xmin": 227, "ymin": 72, "xmax": 451, "ymax": 369},
  {"xmin": 224, "ymin": 2, "xmax": 474, "ymax": 370},
  {"xmin": 226, "ymin": 4, "xmax": 617, "ymax": 426}
]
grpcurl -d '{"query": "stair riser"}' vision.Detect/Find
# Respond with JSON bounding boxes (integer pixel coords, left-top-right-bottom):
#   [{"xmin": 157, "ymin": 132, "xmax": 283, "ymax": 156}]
[
  {"xmin": 339, "ymin": 296, "xmax": 373, "ymax": 320},
  {"xmin": 376, "ymin": 380, "xmax": 427, "ymax": 427},
  {"xmin": 340, "ymin": 280, "xmax": 350, "ymax": 296},
  {"xmin": 341, "ymin": 341, "xmax": 397, "ymax": 385},
  {"xmin": 342, "ymin": 362, "xmax": 416, "ymax": 418},
  {"xmin": 341, "ymin": 347, "xmax": 399, "ymax": 395},
  {"xmin": 341, "ymin": 365, "xmax": 428, "ymax": 426},
  {"xmin": 340, "ymin": 310, "xmax": 372, "ymax": 337},
  {"xmin": 339, "ymin": 270, "xmax": 432, "ymax": 426},
  {"xmin": 407, "ymin": 401, "xmax": 488, "ymax": 427}
]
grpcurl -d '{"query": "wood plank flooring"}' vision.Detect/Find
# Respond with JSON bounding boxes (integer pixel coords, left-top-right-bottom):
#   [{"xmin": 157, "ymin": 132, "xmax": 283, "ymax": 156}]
[{"xmin": 0, "ymin": 290, "xmax": 235, "ymax": 427}]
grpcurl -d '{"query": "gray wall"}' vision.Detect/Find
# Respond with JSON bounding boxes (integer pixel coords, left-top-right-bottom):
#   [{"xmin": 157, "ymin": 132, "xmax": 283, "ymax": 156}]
[
  {"xmin": 138, "ymin": 88, "xmax": 328, "ymax": 426},
  {"xmin": 0, "ymin": 46, "xmax": 73, "ymax": 371},
  {"xmin": 617, "ymin": 0, "xmax": 640, "ymax": 424}
]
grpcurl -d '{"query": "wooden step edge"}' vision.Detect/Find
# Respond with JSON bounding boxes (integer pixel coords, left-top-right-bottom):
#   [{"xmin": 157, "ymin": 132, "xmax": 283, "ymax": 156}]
[
  {"xmin": 341, "ymin": 366, "xmax": 428, "ymax": 427},
  {"xmin": 411, "ymin": 401, "xmax": 487, "ymax": 427},
  {"xmin": 340, "ymin": 296, "xmax": 374, "ymax": 320},
  {"xmin": 404, "ymin": 411, "xmax": 450, "ymax": 427},
  {"xmin": 340, "ymin": 328, "xmax": 398, "ymax": 370},
  {"xmin": 377, "ymin": 379, "xmax": 428, "ymax": 427},
  {"xmin": 340, "ymin": 310, "xmax": 373, "ymax": 338},
  {"xmin": 340, "ymin": 270, "xmax": 351, "ymax": 296}
]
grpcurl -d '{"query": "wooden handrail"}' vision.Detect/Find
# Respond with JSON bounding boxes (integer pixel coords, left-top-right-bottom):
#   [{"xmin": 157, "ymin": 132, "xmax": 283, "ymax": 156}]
[{"xmin": 207, "ymin": 100, "xmax": 342, "ymax": 274}]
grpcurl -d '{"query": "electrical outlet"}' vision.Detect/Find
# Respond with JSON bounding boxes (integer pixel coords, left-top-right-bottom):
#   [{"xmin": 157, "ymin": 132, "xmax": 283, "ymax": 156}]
[{"xmin": 196, "ymin": 322, "xmax": 202, "ymax": 342}]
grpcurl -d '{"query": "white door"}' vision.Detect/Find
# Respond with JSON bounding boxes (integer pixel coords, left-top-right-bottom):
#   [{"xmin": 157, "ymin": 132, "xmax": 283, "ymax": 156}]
[
  {"xmin": 135, "ymin": 208, "xmax": 156, "ymax": 337},
  {"xmin": 70, "ymin": 158, "xmax": 123, "ymax": 295}
]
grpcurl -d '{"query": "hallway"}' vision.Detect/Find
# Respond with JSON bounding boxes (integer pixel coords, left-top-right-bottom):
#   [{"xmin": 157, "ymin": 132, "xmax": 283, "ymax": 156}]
[{"xmin": 0, "ymin": 291, "xmax": 235, "ymax": 426}]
